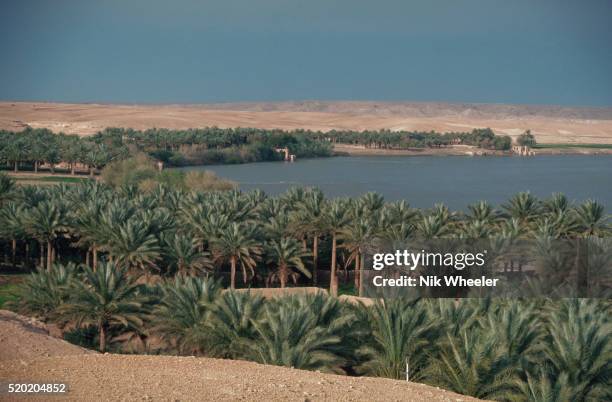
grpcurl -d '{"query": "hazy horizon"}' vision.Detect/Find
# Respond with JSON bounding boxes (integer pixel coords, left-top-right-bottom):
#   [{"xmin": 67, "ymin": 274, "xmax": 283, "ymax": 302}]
[{"xmin": 2, "ymin": 0, "xmax": 611, "ymax": 107}]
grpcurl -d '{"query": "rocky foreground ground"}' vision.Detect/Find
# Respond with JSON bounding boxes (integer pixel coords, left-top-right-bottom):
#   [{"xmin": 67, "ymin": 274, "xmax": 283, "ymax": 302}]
[{"xmin": 0, "ymin": 310, "xmax": 481, "ymax": 402}]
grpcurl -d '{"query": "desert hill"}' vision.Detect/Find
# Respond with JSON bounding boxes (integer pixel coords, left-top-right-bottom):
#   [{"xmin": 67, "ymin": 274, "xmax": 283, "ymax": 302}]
[
  {"xmin": 0, "ymin": 310, "xmax": 481, "ymax": 401},
  {"xmin": 1, "ymin": 100, "xmax": 612, "ymax": 145}
]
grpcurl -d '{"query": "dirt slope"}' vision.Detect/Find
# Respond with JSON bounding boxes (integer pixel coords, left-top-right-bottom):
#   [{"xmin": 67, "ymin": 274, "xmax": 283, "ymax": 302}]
[
  {"xmin": 1, "ymin": 101, "xmax": 611, "ymax": 144},
  {"xmin": 0, "ymin": 310, "xmax": 481, "ymax": 401},
  {"xmin": 0, "ymin": 354, "xmax": 482, "ymax": 402},
  {"xmin": 0, "ymin": 310, "xmax": 92, "ymax": 362}
]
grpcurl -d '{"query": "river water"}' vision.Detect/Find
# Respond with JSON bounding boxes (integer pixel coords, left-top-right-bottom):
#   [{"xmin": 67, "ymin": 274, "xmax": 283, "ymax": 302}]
[{"xmin": 178, "ymin": 155, "xmax": 612, "ymax": 210}]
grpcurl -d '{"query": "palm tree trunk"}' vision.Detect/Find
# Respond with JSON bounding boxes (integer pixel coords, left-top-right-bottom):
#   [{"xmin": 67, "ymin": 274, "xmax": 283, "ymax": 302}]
[
  {"xmin": 230, "ymin": 255, "xmax": 237, "ymax": 289},
  {"xmin": 93, "ymin": 246, "xmax": 98, "ymax": 272},
  {"xmin": 280, "ymin": 264, "xmax": 287, "ymax": 288},
  {"xmin": 11, "ymin": 239, "xmax": 16, "ymax": 268},
  {"xmin": 330, "ymin": 234, "xmax": 338, "ymax": 296},
  {"xmin": 34, "ymin": 161, "xmax": 38, "ymax": 173},
  {"xmin": 86, "ymin": 249, "xmax": 90, "ymax": 267},
  {"xmin": 71, "ymin": 163, "xmax": 75, "ymax": 175},
  {"xmin": 312, "ymin": 235, "xmax": 318, "ymax": 285},
  {"xmin": 354, "ymin": 253, "xmax": 360, "ymax": 290},
  {"xmin": 46, "ymin": 241, "xmax": 52, "ymax": 271},
  {"xmin": 14, "ymin": 161, "xmax": 18, "ymax": 173},
  {"xmin": 359, "ymin": 253, "xmax": 365, "ymax": 297},
  {"xmin": 575, "ymin": 238, "xmax": 589, "ymax": 297},
  {"xmin": 99, "ymin": 324, "xmax": 107, "ymax": 353}
]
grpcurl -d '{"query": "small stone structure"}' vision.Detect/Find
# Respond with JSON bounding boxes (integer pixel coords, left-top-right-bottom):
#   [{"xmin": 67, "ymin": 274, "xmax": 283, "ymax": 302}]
[
  {"xmin": 512, "ymin": 145, "xmax": 536, "ymax": 156},
  {"xmin": 274, "ymin": 147, "xmax": 296, "ymax": 162}
]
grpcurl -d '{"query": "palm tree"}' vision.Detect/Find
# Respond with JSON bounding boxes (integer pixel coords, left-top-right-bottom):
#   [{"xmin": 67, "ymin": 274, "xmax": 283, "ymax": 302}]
[
  {"xmin": 60, "ymin": 261, "xmax": 146, "ymax": 352},
  {"xmin": 519, "ymin": 370, "xmax": 573, "ymax": 402},
  {"xmin": 358, "ymin": 298, "xmax": 439, "ymax": 381},
  {"xmin": 542, "ymin": 299, "xmax": 611, "ymax": 401},
  {"xmin": 265, "ymin": 237, "xmax": 310, "ymax": 288},
  {"xmin": 0, "ymin": 173, "xmax": 16, "ymax": 205},
  {"xmin": 212, "ymin": 222, "xmax": 261, "ymax": 289},
  {"xmin": 575, "ymin": 199, "xmax": 609, "ymax": 236},
  {"xmin": 429, "ymin": 327, "xmax": 520, "ymax": 400},
  {"xmin": 0, "ymin": 202, "xmax": 26, "ymax": 268},
  {"xmin": 73, "ymin": 199, "xmax": 106, "ymax": 270},
  {"xmin": 324, "ymin": 200, "xmax": 351, "ymax": 296},
  {"xmin": 151, "ymin": 276, "xmax": 221, "ymax": 354},
  {"xmin": 205, "ymin": 290, "xmax": 265, "ymax": 358},
  {"xmin": 244, "ymin": 299, "xmax": 348, "ymax": 372},
  {"xmin": 14, "ymin": 263, "xmax": 78, "ymax": 321},
  {"xmin": 106, "ymin": 219, "xmax": 161, "ymax": 277},
  {"xmin": 502, "ymin": 191, "xmax": 541, "ymax": 229},
  {"xmin": 341, "ymin": 217, "xmax": 378, "ymax": 296},
  {"xmin": 294, "ymin": 189, "xmax": 326, "ymax": 285},
  {"xmin": 24, "ymin": 199, "xmax": 69, "ymax": 270},
  {"xmin": 163, "ymin": 234, "xmax": 212, "ymax": 277}
]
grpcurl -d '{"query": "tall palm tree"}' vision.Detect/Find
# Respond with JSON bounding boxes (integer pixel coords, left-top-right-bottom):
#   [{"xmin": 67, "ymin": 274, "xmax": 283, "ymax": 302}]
[
  {"xmin": 212, "ymin": 222, "xmax": 261, "ymax": 289},
  {"xmin": 0, "ymin": 202, "xmax": 26, "ymax": 268},
  {"xmin": 162, "ymin": 234, "xmax": 212, "ymax": 277},
  {"xmin": 107, "ymin": 219, "xmax": 161, "ymax": 277},
  {"xmin": 266, "ymin": 237, "xmax": 311, "ymax": 288},
  {"xmin": 73, "ymin": 199, "xmax": 106, "ymax": 270},
  {"xmin": 324, "ymin": 200, "xmax": 351, "ymax": 296},
  {"xmin": 341, "ymin": 217, "xmax": 378, "ymax": 296},
  {"xmin": 60, "ymin": 261, "xmax": 146, "ymax": 352},
  {"xmin": 294, "ymin": 189, "xmax": 326, "ymax": 285},
  {"xmin": 24, "ymin": 199, "xmax": 69, "ymax": 270},
  {"xmin": 575, "ymin": 199, "xmax": 609, "ymax": 236},
  {"xmin": 502, "ymin": 192, "xmax": 541, "ymax": 229},
  {"xmin": 265, "ymin": 237, "xmax": 310, "ymax": 288}
]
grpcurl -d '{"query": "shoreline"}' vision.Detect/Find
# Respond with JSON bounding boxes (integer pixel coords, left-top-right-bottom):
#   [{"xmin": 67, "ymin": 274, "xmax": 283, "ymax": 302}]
[{"xmin": 333, "ymin": 143, "xmax": 612, "ymax": 157}]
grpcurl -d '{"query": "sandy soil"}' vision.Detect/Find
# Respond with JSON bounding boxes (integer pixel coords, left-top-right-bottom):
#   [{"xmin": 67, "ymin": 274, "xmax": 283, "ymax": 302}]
[
  {"xmin": 0, "ymin": 310, "xmax": 92, "ymax": 362},
  {"xmin": 1, "ymin": 101, "xmax": 611, "ymax": 145},
  {"xmin": 0, "ymin": 310, "xmax": 481, "ymax": 401},
  {"xmin": 0, "ymin": 354, "xmax": 482, "ymax": 402}
]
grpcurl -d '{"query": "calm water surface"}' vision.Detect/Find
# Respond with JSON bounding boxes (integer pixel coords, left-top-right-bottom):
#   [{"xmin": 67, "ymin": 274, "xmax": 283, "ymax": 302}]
[{"xmin": 178, "ymin": 155, "xmax": 612, "ymax": 210}]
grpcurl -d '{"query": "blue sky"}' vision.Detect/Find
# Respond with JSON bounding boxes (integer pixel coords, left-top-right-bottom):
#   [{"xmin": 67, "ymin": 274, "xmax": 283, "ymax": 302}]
[{"xmin": 1, "ymin": 0, "xmax": 611, "ymax": 106}]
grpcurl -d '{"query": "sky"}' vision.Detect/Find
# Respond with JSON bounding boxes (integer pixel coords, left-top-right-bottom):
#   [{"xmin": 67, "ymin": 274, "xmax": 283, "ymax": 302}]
[{"xmin": 1, "ymin": 0, "xmax": 611, "ymax": 106}]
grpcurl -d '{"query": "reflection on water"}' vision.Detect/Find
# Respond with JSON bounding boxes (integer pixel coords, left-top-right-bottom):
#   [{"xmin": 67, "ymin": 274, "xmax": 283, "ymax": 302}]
[{"xmin": 177, "ymin": 155, "xmax": 612, "ymax": 210}]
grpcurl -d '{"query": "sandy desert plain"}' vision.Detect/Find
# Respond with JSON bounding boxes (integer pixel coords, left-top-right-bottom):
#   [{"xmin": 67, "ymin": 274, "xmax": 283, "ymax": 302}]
[{"xmin": 2, "ymin": 101, "xmax": 612, "ymax": 147}]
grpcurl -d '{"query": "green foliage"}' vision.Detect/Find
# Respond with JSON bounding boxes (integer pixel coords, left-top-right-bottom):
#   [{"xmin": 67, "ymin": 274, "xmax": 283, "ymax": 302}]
[
  {"xmin": 14, "ymin": 264, "xmax": 78, "ymax": 319},
  {"xmin": 517, "ymin": 130, "xmax": 537, "ymax": 147},
  {"xmin": 59, "ymin": 261, "xmax": 147, "ymax": 352},
  {"xmin": 0, "ymin": 180, "xmax": 609, "ymax": 401},
  {"xmin": 244, "ymin": 294, "xmax": 354, "ymax": 373},
  {"xmin": 100, "ymin": 154, "xmax": 235, "ymax": 192},
  {"xmin": 204, "ymin": 290, "xmax": 265, "ymax": 358},
  {"xmin": 151, "ymin": 276, "xmax": 221, "ymax": 354},
  {"xmin": 358, "ymin": 297, "xmax": 439, "ymax": 380}
]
